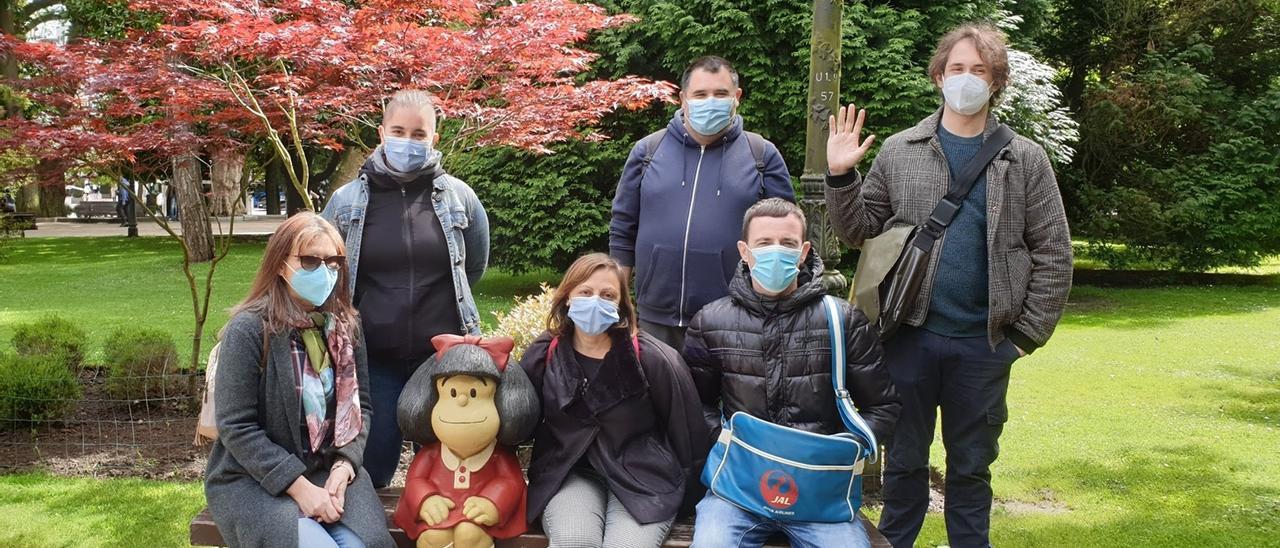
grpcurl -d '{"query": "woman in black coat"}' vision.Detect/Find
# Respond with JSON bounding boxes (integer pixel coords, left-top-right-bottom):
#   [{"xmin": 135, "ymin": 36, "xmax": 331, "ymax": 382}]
[{"xmin": 519, "ymin": 253, "xmax": 709, "ymax": 548}]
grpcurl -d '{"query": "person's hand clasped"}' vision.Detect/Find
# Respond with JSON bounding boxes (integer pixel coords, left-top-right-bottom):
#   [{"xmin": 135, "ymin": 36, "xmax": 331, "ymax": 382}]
[
  {"xmin": 324, "ymin": 459, "xmax": 354, "ymax": 514},
  {"xmin": 826, "ymin": 104, "xmax": 876, "ymax": 177},
  {"xmin": 288, "ymin": 477, "xmax": 341, "ymax": 523}
]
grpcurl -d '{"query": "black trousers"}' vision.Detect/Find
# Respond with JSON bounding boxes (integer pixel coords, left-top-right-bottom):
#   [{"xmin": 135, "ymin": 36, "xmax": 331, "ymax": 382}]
[{"xmin": 878, "ymin": 325, "xmax": 1021, "ymax": 548}]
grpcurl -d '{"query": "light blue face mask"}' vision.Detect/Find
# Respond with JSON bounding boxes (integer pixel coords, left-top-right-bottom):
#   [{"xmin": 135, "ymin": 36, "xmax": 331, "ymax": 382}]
[
  {"xmin": 749, "ymin": 245, "xmax": 803, "ymax": 294},
  {"xmin": 568, "ymin": 296, "xmax": 621, "ymax": 336},
  {"xmin": 686, "ymin": 97, "xmax": 735, "ymax": 136},
  {"xmin": 287, "ymin": 263, "xmax": 339, "ymax": 308},
  {"xmin": 382, "ymin": 136, "xmax": 434, "ymax": 173}
]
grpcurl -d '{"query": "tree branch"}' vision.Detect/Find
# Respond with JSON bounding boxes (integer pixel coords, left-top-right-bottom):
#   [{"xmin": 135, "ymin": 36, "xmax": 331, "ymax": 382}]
[{"xmin": 20, "ymin": 0, "xmax": 61, "ymax": 19}]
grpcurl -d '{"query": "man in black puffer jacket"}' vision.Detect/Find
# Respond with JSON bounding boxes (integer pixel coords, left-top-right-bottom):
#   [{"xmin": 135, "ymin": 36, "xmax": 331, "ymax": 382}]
[{"xmin": 684, "ymin": 198, "xmax": 900, "ymax": 548}]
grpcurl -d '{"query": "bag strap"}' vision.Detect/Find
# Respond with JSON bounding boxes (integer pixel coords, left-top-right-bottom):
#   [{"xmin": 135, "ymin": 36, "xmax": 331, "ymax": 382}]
[
  {"xmin": 637, "ymin": 129, "xmax": 668, "ymax": 184},
  {"xmin": 822, "ymin": 295, "xmax": 879, "ymax": 462},
  {"xmin": 912, "ymin": 124, "xmax": 1015, "ymax": 253},
  {"xmin": 743, "ymin": 131, "xmax": 767, "ymax": 198}
]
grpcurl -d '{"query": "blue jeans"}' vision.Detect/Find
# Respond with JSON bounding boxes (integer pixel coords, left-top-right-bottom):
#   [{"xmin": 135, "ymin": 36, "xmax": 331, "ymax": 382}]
[
  {"xmin": 362, "ymin": 356, "xmax": 421, "ymax": 488},
  {"xmin": 297, "ymin": 518, "xmax": 365, "ymax": 548},
  {"xmin": 878, "ymin": 326, "xmax": 1019, "ymax": 548},
  {"xmin": 691, "ymin": 493, "xmax": 870, "ymax": 548}
]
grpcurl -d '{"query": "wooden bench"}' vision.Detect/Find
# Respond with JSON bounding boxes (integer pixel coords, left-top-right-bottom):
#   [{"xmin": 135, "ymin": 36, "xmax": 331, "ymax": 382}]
[
  {"xmin": 72, "ymin": 200, "xmax": 120, "ymax": 219},
  {"xmin": 189, "ymin": 488, "xmax": 890, "ymax": 547}
]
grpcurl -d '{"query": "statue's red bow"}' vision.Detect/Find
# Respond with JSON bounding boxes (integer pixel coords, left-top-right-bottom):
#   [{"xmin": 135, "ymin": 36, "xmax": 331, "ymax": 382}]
[{"xmin": 430, "ymin": 335, "xmax": 516, "ymax": 371}]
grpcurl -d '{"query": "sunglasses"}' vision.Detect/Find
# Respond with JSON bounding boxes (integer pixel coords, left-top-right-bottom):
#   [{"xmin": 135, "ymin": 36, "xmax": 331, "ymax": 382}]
[{"xmin": 294, "ymin": 254, "xmax": 345, "ymax": 272}]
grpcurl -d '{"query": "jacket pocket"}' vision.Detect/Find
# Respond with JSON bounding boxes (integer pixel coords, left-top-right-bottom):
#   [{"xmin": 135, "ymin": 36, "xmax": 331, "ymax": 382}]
[
  {"xmin": 681, "ymin": 248, "xmax": 731, "ymax": 312},
  {"xmin": 620, "ymin": 435, "xmax": 683, "ymax": 495},
  {"xmin": 1005, "ymin": 247, "xmax": 1032, "ymax": 312},
  {"xmin": 637, "ymin": 244, "xmax": 681, "ymax": 314}
]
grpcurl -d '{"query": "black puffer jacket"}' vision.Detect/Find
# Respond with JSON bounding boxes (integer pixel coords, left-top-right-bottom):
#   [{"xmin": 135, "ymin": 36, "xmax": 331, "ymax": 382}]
[{"xmin": 683, "ymin": 254, "xmax": 900, "ymax": 442}]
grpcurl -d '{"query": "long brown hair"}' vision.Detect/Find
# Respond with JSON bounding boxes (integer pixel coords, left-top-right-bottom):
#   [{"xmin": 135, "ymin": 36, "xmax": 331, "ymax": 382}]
[
  {"xmin": 546, "ymin": 253, "xmax": 637, "ymax": 338},
  {"xmin": 229, "ymin": 212, "xmax": 357, "ymax": 335}
]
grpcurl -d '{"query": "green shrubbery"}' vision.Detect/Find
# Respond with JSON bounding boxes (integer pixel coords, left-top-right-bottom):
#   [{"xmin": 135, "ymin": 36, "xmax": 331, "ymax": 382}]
[
  {"xmin": 11, "ymin": 315, "xmax": 87, "ymax": 369},
  {"xmin": 0, "ymin": 353, "xmax": 81, "ymax": 430},
  {"xmin": 103, "ymin": 328, "xmax": 184, "ymax": 402}
]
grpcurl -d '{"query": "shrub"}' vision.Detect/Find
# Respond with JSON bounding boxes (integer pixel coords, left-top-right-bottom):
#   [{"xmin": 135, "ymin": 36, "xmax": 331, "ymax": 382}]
[
  {"xmin": 0, "ymin": 353, "xmax": 81, "ymax": 430},
  {"xmin": 488, "ymin": 283, "xmax": 557, "ymax": 363},
  {"xmin": 11, "ymin": 315, "xmax": 88, "ymax": 369},
  {"xmin": 103, "ymin": 328, "xmax": 185, "ymax": 402}
]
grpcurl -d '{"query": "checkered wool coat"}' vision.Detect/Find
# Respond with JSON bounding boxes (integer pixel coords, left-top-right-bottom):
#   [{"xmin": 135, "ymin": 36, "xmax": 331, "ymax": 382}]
[{"xmin": 825, "ymin": 109, "xmax": 1072, "ymax": 353}]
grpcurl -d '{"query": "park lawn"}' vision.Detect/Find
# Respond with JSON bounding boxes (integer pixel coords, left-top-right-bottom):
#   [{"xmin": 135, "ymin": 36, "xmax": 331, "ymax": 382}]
[
  {"xmin": 0, "ymin": 237, "xmax": 550, "ymax": 366},
  {"xmin": 0, "ymin": 473, "xmax": 204, "ymax": 548},
  {"xmin": 2, "ymin": 237, "xmax": 1279, "ymax": 546}
]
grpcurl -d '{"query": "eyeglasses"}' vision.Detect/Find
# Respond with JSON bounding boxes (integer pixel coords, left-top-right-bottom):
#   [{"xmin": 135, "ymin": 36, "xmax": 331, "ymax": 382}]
[{"xmin": 293, "ymin": 255, "xmax": 345, "ymax": 272}]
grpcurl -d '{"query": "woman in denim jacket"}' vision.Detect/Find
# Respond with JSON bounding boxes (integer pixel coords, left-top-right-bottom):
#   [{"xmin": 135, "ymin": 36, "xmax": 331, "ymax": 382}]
[{"xmin": 321, "ymin": 90, "xmax": 489, "ymax": 488}]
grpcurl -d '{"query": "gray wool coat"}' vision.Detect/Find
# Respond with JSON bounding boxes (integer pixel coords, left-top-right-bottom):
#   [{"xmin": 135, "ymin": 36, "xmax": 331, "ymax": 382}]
[
  {"xmin": 825, "ymin": 109, "xmax": 1073, "ymax": 353},
  {"xmin": 204, "ymin": 311, "xmax": 394, "ymax": 548}
]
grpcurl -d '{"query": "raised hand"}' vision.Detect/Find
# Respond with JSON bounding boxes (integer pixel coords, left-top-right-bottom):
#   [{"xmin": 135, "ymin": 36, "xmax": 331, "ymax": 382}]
[{"xmin": 827, "ymin": 104, "xmax": 876, "ymax": 176}]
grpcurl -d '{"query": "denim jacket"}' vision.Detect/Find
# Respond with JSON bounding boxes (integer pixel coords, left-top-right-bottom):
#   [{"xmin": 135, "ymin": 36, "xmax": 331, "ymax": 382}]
[{"xmin": 321, "ymin": 171, "xmax": 489, "ymax": 336}]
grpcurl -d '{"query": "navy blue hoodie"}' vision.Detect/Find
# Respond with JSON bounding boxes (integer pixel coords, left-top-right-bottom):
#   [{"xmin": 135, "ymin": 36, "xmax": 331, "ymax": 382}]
[{"xmin": 609, "ymin": 111, "xmax": 794, "ymax": 328}]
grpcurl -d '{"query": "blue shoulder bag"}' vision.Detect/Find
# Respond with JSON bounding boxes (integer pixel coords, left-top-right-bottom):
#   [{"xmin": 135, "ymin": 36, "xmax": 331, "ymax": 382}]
[{"xmin": 700, "ymin": 295, "xmax": 878, "ymax": 523}]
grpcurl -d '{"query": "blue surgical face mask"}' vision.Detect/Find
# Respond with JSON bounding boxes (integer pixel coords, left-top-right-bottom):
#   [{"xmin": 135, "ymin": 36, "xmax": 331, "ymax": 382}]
[
  {"xmin": 686, "ymin": 97, "xmax": 735, "ymax": 136},
  {"xmin": 286, "ymin": 263, "xmax": 339, "ymax": 308},
  {"xmin": 749, "ymin": 244, "xmax": 803, "ymax": 295},
  {"xmin": 382, "ymin": 135, "xmax": 433, "ymax": 172},
  {"xmin": 568, "ymin": 296, "xmax": 621, "ymax": 336}
]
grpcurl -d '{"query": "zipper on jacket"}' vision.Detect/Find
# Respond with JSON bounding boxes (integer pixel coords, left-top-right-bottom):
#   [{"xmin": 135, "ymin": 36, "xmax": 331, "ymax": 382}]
[
  {"xmin": 678, "ymin": 146, "xmax": 707, "ymax": 327},
  {"xmin": 402, "ymin": 186, "xmax": 415, "ymax": 350}
]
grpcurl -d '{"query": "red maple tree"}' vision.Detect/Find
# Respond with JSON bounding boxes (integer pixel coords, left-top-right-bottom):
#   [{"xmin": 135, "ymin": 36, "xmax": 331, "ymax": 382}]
[
  {"xmin": 0, "ymin": 0, "xmax": 674, "ymax": 371},
  {"xmin": 2, "ymin": 0, "xmax": 675, "ymax": 205}
]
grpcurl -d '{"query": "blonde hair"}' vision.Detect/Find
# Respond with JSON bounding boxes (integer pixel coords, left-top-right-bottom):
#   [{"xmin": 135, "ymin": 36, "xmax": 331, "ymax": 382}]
[
  {"xmin": 927, "ymin": 23, "xmax": 1010, "ymax": 103},
  {"xmin": 382, "ymin": 89, "xmax": 440, "ymax": 126}
]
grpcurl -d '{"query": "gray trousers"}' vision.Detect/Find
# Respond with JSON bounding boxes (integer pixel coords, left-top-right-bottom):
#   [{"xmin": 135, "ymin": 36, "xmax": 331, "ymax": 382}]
[
  {"xmin": 638, "ymin": 319, "xmax": 687, "ymax": 353},
  {"xmin": 542, "ymin": 469, "xmax": 673, "ymax": 548}
]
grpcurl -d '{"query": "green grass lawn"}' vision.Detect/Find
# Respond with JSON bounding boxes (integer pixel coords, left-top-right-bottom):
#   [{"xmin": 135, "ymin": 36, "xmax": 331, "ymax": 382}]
[
  {"xmin": 0, "ymin": 237, "xmax": 550, "ymax": 367},
  {"xmin": 2, "ymin": 237, "xmax": 1279, "ymax": 546}
]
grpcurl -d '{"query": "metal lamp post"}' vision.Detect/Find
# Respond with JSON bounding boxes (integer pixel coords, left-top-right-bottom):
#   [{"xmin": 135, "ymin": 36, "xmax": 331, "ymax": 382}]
[{"xmin": 799, "ymin": 0, "xmax": 846, "ymax": 296}]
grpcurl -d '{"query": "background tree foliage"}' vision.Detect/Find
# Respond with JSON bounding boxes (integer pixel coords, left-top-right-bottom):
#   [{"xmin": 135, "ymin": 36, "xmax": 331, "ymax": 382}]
[
  {"xmin": 1043, "ymin": 0, "xmax": 1280, "ymax": 270},
  {"xmin": 7, "ymin": 0, "xmax": 1278, "ymax": 273}
]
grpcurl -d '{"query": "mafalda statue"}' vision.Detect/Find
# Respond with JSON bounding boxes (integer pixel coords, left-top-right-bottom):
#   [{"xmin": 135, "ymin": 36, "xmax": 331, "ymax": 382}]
[{"xmin": 392, "ymin": 335, "xmax": 539, "ymax": 548}]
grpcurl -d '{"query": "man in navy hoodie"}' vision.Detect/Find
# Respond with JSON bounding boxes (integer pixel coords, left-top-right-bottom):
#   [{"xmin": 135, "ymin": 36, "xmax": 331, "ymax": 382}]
[{"xmin": 610, "ymin": 56, "xmax": 795, "ymax": 351}]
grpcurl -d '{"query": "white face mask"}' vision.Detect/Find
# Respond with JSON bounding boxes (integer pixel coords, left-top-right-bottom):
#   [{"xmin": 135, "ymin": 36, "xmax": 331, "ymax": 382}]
[{"xmin": 941, "ymin": 73, "xmax": 992, "ymax": 116}]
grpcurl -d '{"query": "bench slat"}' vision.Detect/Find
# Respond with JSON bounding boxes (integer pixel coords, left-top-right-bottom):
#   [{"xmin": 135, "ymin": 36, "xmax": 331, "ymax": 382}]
[{"xmin": 191, "ymin": 489, "xmax": 888, "ymax": 547}]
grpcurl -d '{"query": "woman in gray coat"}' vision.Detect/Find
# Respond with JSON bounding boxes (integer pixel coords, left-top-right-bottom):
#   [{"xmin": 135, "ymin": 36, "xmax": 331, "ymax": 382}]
[{"xmin": 205, "ymin": 212, "xmax": 394, "ymax": 548}]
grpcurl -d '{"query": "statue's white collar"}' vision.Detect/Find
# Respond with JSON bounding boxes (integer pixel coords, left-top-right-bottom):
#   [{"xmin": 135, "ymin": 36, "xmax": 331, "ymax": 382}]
[{"xmin": 440, "ymin": 441, "xmax": 497, "ymax": 473}]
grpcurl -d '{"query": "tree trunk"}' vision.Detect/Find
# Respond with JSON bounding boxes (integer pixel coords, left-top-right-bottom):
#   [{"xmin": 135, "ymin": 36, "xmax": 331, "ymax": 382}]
[
  {"xmin": 15, "ymin": 183, "xmax": 37, "ymax": 213},
  {"xmin": 284, "ymin": 152, "xmax": 306, "ymax": 216},
  {"xmin": 1, "ymin": 0, "xmax": 20, "ymax": 119},
  {"xmin": 37, "ymin": 180, "xmax": 65, "ymax": 217},
  {"xmin": 209, "ymin": 148, "xmax": 245, "ymax": 216},
  {"xmin": 33, "ymin": 159, "xmax": 66, "ymax": 217},
  {"xmin": 264, "ymin": 155, "xmax": 283, "ymax": 215},
  {"xmin": 327, "ymin": 146, "xmax": 367, "ymax": 197},
  {"xmin": 172, "ymin": 152, "xmax": 214, "ymax": 262}
]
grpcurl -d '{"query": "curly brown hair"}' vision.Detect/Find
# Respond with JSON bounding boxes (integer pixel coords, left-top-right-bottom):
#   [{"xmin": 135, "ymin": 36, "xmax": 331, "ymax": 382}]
[{"xmin": 927, "ymin": 23, "xmax": 1010, "ymax": 103}]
